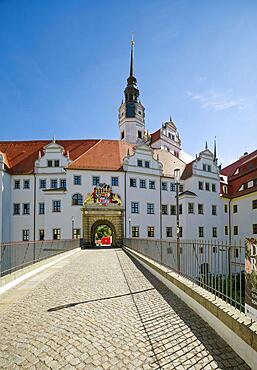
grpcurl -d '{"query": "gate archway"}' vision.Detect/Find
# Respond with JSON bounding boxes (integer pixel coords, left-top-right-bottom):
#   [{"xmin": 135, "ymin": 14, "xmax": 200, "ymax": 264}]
[{"xmin": 91, "ymin": 220, "xmax": 116, "ymax": 247}]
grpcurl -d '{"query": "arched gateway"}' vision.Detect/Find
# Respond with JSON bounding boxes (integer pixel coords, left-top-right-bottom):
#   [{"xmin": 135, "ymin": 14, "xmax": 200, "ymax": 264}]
[{"xmin": 81, "ymin": 184, "xmax": 124, "ymax": 248}]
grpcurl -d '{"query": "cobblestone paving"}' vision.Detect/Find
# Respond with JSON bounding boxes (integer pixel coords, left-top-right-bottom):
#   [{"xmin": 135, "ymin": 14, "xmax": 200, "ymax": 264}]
[{"xmin": 0, "ymin": 249, "xmax": 250, "ymax": 369}]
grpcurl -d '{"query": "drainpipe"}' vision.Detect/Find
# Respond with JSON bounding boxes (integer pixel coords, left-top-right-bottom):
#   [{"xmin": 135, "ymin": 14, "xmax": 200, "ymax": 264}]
[
  {"xmin": 33, "ymin": 173, "xmax": 36, "ymax": 262},
  {"xmin": 228, "ymin": 198, "xmax": 232, "ymax": 275},
  {"xmin": 124, "ymin": 171, "xmax": 127, "ymax": 240},
  {"xmin": 160, "ymin": 176, "xmax": 162, "ymax": 264}
]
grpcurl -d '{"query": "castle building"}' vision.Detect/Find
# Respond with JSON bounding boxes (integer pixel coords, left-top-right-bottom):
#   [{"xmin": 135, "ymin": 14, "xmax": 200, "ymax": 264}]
[{"xmin": 0, "ymin": 39, "xmax": 256, "ymax": 246}]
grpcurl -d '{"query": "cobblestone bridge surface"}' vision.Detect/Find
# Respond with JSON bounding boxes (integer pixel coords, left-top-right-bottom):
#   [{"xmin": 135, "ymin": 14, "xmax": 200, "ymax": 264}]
[{"xmin": 0, "ymin": 249, "xmax": 250, "ymax": 370}]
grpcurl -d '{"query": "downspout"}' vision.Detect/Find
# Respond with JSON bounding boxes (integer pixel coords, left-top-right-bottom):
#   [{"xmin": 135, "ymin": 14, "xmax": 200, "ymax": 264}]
[
  {"xmin": 33, "ymin": 173, "xmax": 37, "ymax": 262},
  {"xmin": 160, "ymin": 176, "xmax": 162, "ymax": 264},
  {"xmin": 124, "ymin": 171, "xmax": 127, "ymax": 241},
  {"xmin": 228, "ymin": 198, "xmax": 232, "ymax": 275}
]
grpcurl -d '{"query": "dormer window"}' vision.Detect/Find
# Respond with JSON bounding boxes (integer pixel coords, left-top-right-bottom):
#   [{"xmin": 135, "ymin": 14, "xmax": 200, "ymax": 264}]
[
  {"xmin": 172, "ymin": 135, "xmax": 175, "ymax": 141},
  {"xmin": 137, "ymin": 159, "xmax": 143, "ymax": 167},
  {"xmin": 48, "ymin": 160, "xmax": 53, "ymax": 167},
  {"xmin": 138, "ymin": 130, "xmax": 142, "ymax": 139},
  {"xmin": 54, "ymin": 160, "xmax": 60, "ymax": 167},
  {"xmin": 121, "ymin": 131, "xmax": 124, "ymax": 139},
  {"xmin": 168, "ymin": 133, "xmax": 171, "ymax": 139},
  {"xmin": 47, "ymin": 160, "xmax": 60, "ymax": 167},
  {"xmin": 145, "ymin": 161, "xmax": 150, "ymax": 168}
]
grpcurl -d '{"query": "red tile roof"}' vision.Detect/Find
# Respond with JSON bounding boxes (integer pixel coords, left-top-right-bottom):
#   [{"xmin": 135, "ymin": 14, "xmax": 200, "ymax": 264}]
[
  {"xmin": 151, "ymin": 129, "xmax": 161, "ymax": 144},
  {"xmin": 221, "ymin": 149, "xmax": 257, "ymax": 177},
  {"xmin": 180, "ymin": 161, "xmax": 194, "ymax": 180}
]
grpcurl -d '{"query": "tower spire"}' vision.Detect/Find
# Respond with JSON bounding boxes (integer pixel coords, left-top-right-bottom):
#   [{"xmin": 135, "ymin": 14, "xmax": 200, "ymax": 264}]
[{"xmin": 130, "ymin": 33, "xmax": 135, "ymax": 77}]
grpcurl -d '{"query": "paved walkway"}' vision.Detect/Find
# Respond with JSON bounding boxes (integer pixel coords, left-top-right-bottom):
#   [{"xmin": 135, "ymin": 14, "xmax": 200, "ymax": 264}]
[{"xmin": 0, "ymin": 249, "xmax": 250, "ymax": 370}]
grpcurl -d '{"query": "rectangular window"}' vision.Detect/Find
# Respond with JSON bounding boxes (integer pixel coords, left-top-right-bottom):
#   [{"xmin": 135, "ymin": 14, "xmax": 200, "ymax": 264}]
[
  {"xmin": 170, "ymin": 205, "xmax": 176, "ymax": 215},
  {"xmin": 145, "ymin": 161, "xmax": 150, "ymax": 168},
  {"xmin": 162, "ymin": 182, "xmax": 168, "ymax": 191},
  {"xmin": 198, "ymin": 181, "xmax": 203, "ymax": 190},
  {"xmin": 39, "ymin": 202, "xmax": 45, "ymax": 215},
  {"xmin": 130, "ymin": 178, "xmax": 137, "ymax": 187},
  {"xmin": 131, "ymin": 202, "xmax": 139, "ymax": 214},
  {"xmin": 253, "ymin": 224, "xmax": 257, "ymax": 234},
  {"xmin": 224, "ymin": 225, "xmax": 228, "ymax": 236},
  {"xmin": 188, "ymin": 203, "xmax": 194, "ymax": 214},
  {"xmin": 198, "ymin": 204, "xmax": 204, "ymax": 215},
  {"xmin": 149, "ymin": 180, "xmax": 155, "ymax": 189},
  {"xmin": 13, "ymin": 203, "xmax": 20, "ymax": 215},
  {"xmin": 60, "ymin": 179, "xmax": 66, "ymax": 189},
  {"xmin": 73, "ymin": 228, "xmax": 81, "ymax": 239},
  {"xmin": 199, "ymin": 226, "xmax": 204, "ymax": 238},
  {"xmin": 207, "ymin": 165, "xmax": 211, "ymax": 172},
  {"xmin": 179, "ymin": 227, "xmax": 183, "ymax": 238},
  {"xmin": 54, "ymin": 160, "xmax": 60, "ymax": 167},
  {"xmin": 147, "ymin": 226, "xmax": 155, "ymax": 237},
  {"xmin": 14, "ymin": 180, "xmax": 20, "ymax": 189},
  {"xmin": 22, "ymin": 229, "xmax": 29, "ymax": 241},
  {"xmin": 212, "ymin": 183, "xmax": 216, "ymax": 192},
  {"xmin": 52, "ymin": 200, "xmax": 61, "ymax": 213},
  {"xmin": 138, "ymin": 130, "xmax": 142, "ymax": 139},
  {"xmin": 74, "ymin": 175, "xmax": 81, "ymax": 185},
  {"xmin": 162, "ymin": 204, "xmax": 168, "ymax": 215},
  {"xmin": 40, "ymin": 179, "xmax": 46, "ymax": 189},
  {"xmin": 23, "ymin": 179, "xmax": 30, "ymax": 189},
  {"xmin": 132, "ymin": 226, "xmax": 139, "ymax": 237},
  {"xmin": 39, "ymin": 229, "xmax": 45, "ymax": 240},
  {"xmin": 212, "ymin": 227, "xmax": 217, "ymax": 238},
  {"xmin": 139, "ymin": 179, "xmax": 146, "ymax": 189},
  {"xmin": 170, "ymin": 183, "xmax": 176, "ymax": 192},
  {"xmin": 111, "ymin": 176, "xmax": 119, "ymax": 186},
  {"xmin": 234, "ymin": 226, "xmax": 238, "ymax": 235},
  {"xmin": 179, "ymin": 204, "xmax": 182, "ymax": 214},
  {"xmin": 147, "ymin": 203, "xmax": 155, "ymax": 214},
  {"xmin": 224, "ymin": 204, "xmax": 228, "ymax": 213},
  {"xmin": 252, "ymin": 200, "xmax": 257, "ymax": 209},
  {"xmin": 205, "ymin": 182, "xmax": 210, "ymax": 191},
  {"xmin": 233, "ymin": 204, "xmax": 238, "ymax": 213},
  {"xmin": 203, "ymin": 164, "xmax": 207, "ymax": 171},
  {"xmin": 47, "ymin": 160, "xmax": 53, "ymax": 167},
  {"xmin": 92, "ymin": 176, "xmax": 100, "ymax": 186},
  {"xmin": 212, "ymin": 205, "xmax": 217, "ymax": 215},
  {"xmin": 137, "ymin": 159, "xmax": 143, "ymax": 167},
  {"xmin": 23, "ymin": 203, "xmax": 30, "ymax": 215},
  {"xmin": 53, "ymin": 228, "xmax": 61, "ymax": 240},
  {"xmin": 166, "ymin": 227, "xmax": 172, "ymax": 237},
  {"xmin": 51, "ymin": 179, "xmax": 58, "ymax": 189},
  {"xmin": 234, "ymin": 248, "xmax": 239, "ymax": 258},
  {"xmin": 179, "ymin": 184, "xmax": 184, "ymax": 193}
]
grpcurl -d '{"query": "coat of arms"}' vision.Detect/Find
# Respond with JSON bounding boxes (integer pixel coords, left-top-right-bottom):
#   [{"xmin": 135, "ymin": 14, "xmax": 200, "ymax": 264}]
[{"xmin": 84, "ymin": 183, "xmax": 122, "ymax": 206}]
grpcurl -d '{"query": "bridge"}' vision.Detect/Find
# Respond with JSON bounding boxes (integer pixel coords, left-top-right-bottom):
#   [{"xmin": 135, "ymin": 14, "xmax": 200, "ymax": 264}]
[{"xmin": 0, "ymin": 241, "xmax": 256, "ymax": 369}]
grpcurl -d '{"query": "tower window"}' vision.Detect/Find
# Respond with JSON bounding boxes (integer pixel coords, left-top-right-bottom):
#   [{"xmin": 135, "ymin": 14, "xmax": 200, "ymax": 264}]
[
  {"xmin": 138, "ymin": 131, "xmax": 142, "ymax": 139},
  {"xmin": 121, "ymin": 131, "xmax": 124, "ymax": 139}
]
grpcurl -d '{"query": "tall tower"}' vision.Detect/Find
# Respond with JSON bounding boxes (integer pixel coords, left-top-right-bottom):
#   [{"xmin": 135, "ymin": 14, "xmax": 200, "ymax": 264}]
[{"xmin": 118, "ymin": 35, "xmax": 145, "ymax": 144}]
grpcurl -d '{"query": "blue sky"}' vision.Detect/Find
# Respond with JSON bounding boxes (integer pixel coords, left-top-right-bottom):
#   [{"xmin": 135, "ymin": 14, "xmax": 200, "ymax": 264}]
[{"xmin": 0, "ymin": 0, "xmax": 257, "ymax": 166}]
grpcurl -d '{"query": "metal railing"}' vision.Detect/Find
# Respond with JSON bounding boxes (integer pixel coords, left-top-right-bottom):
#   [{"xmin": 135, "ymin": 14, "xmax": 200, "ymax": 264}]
[
  {"xmin": 124, "ymin": 238, "xmax": 245, "ymax": 312},
  {"xmin": 0, "ymin": 239, "xmax": 79, "ymax": 277}
]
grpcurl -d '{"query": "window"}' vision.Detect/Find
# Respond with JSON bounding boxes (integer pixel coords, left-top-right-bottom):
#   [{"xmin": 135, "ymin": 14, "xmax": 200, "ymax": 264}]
[
  {"xmin": 145, "ymin": 161, "xmax": 150, "ymax": 168},
  {"xmin": 73, "ymin": 228, "xmax": 81, "ymax": 239},
  {"xmin": 23, "ymin": 179, "xmax": 30, "ymax": 189},
  {"xmin": 47, "ymin": 160, "xmax": 53, "ymax": 167},
  {"xmin": 138, "ymin": 130, "xmax": 142, "ymax": 139},
  {"xmin": 170, "ymin": 205, "xmax": 176, "ymax": 215},
  {"xmin": 137, "ymin": 159, "xmax": 143, "ymax": 167},
  {"xmin": 13, "ymin": 203, "xmax": 20, "ymax": 215},
  {"xmin": 199, "ymin": 227, "xmax": 204, "ymax": 238},
  {"xmin": 111, "ymin": 177, "xmax": 119, "ymax": 186},
  {"xmin": 205, "ymin": 182, "xmax": 210, "ymax": 191},
  {"xmin": 198, "ymin": 181, "xmax": 203, "ymax": 190},
  {"xmin": 179, "ymin": 204, "xmax": 182, "ymax": 214},
  {"xmin": 188, "ymin": 203, "xmax": 194, "ymax": 214},
  {"xmin": 59, "ymin": 179, "xmax": 66, "ymax": 189},
  {"xmin": 223, "ymin": 185, "xmax": 228, "ymax": 194},
  {"xmin": 224, "ymin": 204, "xmax": 228, "ymax": 213},
  {"xmin": 149, "ymin": 180, "xmax": 155, "ymax": 189},
  {"xmin": 233, "ymin": 226, "xmax": 238, "ymax": 235},
  {"xmin": 40, "ymin": 179, "xmax": 46, "ymax": 189},
  {"xmin": 212, "ymin": 205, "xmax": 217, "ymax": 215},
  {"xmin": 53, "ymin": 228, "xmax": 61, "ymax": 240},
  {"xmin": 233, "ymin": 204, "xmax": 238, "ymax": 213},
  {"xmin": 203, "ymin": 164, "xmax": 207, "ymax": 171},
  {"xmin": 253, "ymin": 200, "xmax": 257, "ymax": 209},
  {"xmin": 51, "ymin": 179, "xmax": 58, "ymax": 189},
  {"xmin": 234, "ymin": 248, "xmax": 239, "ymax": 258},
  {"xmin": 23, "ymin": 203, "xmax": 30, "ymax": 215},
  {"xmin": 39, "ymin": 229, "xmax": 44, "ymax": 241},
  {"xmin": 162, "ymin": 204, "xmax": 168, "ymax": 215},
  {"xmin": 147, "ymin": 226, "xmax": 155, "ymax": 237},
  {"xmin": 54, "ymin": 160, "xmax": 59, "ymax": 167},
  {"xmin": 22, "ymin": 229, "xmax": 29, "ymax": 241},
  {"xmin": 213, "ymin": 246, "xmax": 217, "ymax": 253},
  {"xmin": 179, "ymin": 184, "xmax": 184, "ymax": 193},
  {"xmin": 166, "ymin": 227, "xmax": 172, "ymax": 237},
  {"xmin": 139, "ymin": 179, "xmax": 146, "ymax": 189},
  {"xmin": 207, "ymin": 165, "xmax": 211, "ymax": 172},
  {"xmin": 130, "ymin": 178, "xmax": 137, "ymax": 187},
  {"xmin": 170, "ymin": 183, "xmax": 176, "ymax": 192},
  {"xmin": 74, "ymin": 175, "xmax": 81, "ymax": 185},
  {"xmin": 131, "ymin": 202, "xmax": 139, "ymax": 214},
  {"xmin": 179, "ymin": 227, "xmax": 183, "ymax": 238},
  {"xmin": 212, "ymin": 184, "xmax": 216, "ymax": 192},
  {"xmin": 198, "ymin": 204, "xmax": 204, "ymax": 215},
  {"xmin": 147, "ymin": 203, "xmax": 155, "ymax": 214},
  {"xmin": 132, "ymin": 226, "xmax": 139, "ymax": 237},
  {"xmin": 253, "ymin": 224, "xmax": 257, "ymax": 234},
  {"xmin": 72, "ymin": 193, "xmax": 83, "ymax": 206},
  {"xmin": 121, "ymin": 131, "xmax": 124, "ymax": 140},
  {"xmin": 212, "ymin": 227, "xmax": 217, "ymax": 238},
  {"xmin": 224, "ymin": 226, "xmax": 228, "ymax": 236},
  {"xmin": 92, "ymin": 176, "xmax": 100, "ymax": 186},
  {"xmin": 52, "ymin": 200, "xmax": 61, "ymax": 212},
  {"xmin": 14, "ymin": 180, "xmax": 20, "ymax": 189},
  {"xmin": 39, "ymin": 202, "xmax": 45, "ymax": 215},
  {"xmin": 162, "ymin": 182, "xmax": 168, "ymax": 191}
]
